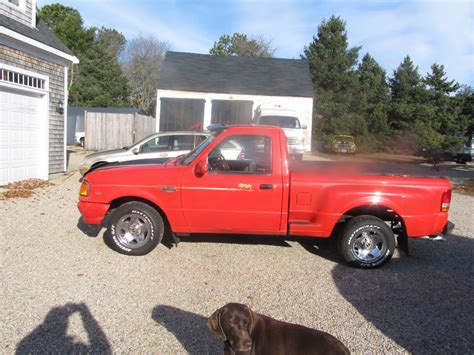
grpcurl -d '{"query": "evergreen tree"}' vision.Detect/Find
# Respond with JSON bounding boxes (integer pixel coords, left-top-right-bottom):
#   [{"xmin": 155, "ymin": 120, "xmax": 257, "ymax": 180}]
[
  {"xmin": 389, "ymin": 55, "xmax": 424, "ymax": 102},
  {"xmin": 423, "ymin": 64, "xmax": 465, "ymax": 154},
  {"xmin": 303, "ymin": 16, "xmax": 361, "ymax": 149},
  {"xmin": 424, "ymin": 63, "xmax": 459, "ymax": 95},
  {"xmin": 38, "ymin": 3, "xmax": 130, "ymax": 107},
  {"xmin": 355, "ymin": 53, "xmax": 391, "ymax": 149},
  {"xmin": 37, "ymin": 4, "xmax": 94, "ymax": 56}
]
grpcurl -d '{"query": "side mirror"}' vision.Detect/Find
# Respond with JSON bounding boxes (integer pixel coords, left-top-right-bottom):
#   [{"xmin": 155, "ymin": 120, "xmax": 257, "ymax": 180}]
[
  {"xmin": 195, "ymin": 159, "xmax": 208, "ymax": 177},
  {"xmin": 132, "ymin": 147, "xmax": 139, "ymax": 155},
  {"xmin": 302, "ymin": 125, "xmax": 308, "ymax": 129}
]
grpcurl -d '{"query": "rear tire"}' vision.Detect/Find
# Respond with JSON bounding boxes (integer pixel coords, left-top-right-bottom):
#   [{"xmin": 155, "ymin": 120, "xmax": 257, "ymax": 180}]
[
  {"xmin": 338, "ymin": 215, "xmax": 395, "ymax": 268},
  {"xmin": 105, "ymin": 202, "xmax": 164, "ymax": 255}
]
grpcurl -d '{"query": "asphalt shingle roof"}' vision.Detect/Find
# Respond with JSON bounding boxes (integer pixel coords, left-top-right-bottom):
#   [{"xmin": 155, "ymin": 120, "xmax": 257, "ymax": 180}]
[
  {"xmin": 0, "ymin": 14, "xmax": 75, "ymax": 56},
  {"xmin": 158, "ymin": 51, "xmax": 314, "ymax": 98}
]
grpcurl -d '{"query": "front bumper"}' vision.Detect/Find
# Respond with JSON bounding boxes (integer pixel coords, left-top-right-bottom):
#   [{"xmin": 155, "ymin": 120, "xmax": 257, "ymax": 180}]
[
  {"xmin": 288, "ymin": 145, "xmax": 305, "ymax": 155},
  {"xmin": 333, "ymin": 147, "xmax": 356, "ymax": 153},
  {"xmin": 77, "ymin": 201, "xmax": 109, "ymax": 225}
]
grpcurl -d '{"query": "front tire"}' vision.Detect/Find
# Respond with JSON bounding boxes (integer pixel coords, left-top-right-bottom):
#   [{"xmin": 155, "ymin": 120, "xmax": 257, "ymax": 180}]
[
  {"xmin": 338, "ymin": 215, "xmax": 395, "ymax": 268},
  {"xmin": 106, "ymin": 202, "xmax": 164, "ymax": 255}
]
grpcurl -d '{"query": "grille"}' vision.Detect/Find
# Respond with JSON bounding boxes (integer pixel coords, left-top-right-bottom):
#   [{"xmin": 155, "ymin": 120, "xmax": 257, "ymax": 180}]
[
  {"xmin": 336, "ymin": 144, "xmax": 353, "ymax": 149},
  {"xmin": 287, "ymin": 137, "xmax": 299, "ymax": 145}
]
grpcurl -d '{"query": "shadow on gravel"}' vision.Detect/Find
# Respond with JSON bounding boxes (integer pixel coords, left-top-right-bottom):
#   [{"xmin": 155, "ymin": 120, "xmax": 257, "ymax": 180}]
[
  {"xmin": 332, "ymin": 234, "xmax": 474, "ymax": 354},
  {"xmin": 152, "ymin": 305, "xmax": 221, "ymax": 354},
  {"xmin": 162, "ymin": 233, "xmax": 291, "ymax": 249},
  {"xmin": 16, "ymin": 303, "xmax": 111, "ymax": 354},
  {"xmin": 298, "ymin": 237, "xmax": 342, "ymax": 264}
]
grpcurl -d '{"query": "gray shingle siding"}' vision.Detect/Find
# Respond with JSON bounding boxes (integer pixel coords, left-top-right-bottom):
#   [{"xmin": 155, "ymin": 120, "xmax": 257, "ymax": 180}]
[
  {"xmin": 159, "ymin": 51, "xmax": 314, "ymax": 98},
  {"xmin": 0, "ymin": 44, "xmax": 66, "ymax": 174},
  {"xmin": 0, "ymin": 0, "xmax": 33, "ymax": 27}
]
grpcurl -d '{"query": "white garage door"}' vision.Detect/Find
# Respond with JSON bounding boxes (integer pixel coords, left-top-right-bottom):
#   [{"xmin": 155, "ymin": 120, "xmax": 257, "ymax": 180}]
[{"xmin": 0, "ymin": 87, "xmax": 45, "ymax": 185}]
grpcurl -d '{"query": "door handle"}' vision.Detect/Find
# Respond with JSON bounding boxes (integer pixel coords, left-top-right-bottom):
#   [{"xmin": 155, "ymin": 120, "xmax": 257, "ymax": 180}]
[{"xmin": 260, "ymin": 184, "xmax": 273, "ymax": 190}]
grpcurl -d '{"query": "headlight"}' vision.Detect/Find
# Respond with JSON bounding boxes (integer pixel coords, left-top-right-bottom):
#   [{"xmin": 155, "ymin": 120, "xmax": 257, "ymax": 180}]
[
  {"xmin": 79, "ymin": 181, "xmax": 90, "ymax": 197},
  {"xmin": 79, "ymin": 164, "xmax": 90, "ymax": 176}
]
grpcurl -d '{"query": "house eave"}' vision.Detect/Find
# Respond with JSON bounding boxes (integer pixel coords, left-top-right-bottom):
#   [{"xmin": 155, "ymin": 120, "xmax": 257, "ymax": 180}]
[{"xmin": 0, "ymin": 26, "xmax": 79, "ymax": 64}]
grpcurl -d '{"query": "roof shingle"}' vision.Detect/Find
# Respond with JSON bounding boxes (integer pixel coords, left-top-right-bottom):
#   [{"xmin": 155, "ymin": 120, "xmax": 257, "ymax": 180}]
[
  {"xmin": 158, "ymin": 51, "xmax": 313, "ymax": 98},
  {"xmin": 0, "ymin": 14, "xmax": 75, "ymax": 56}
]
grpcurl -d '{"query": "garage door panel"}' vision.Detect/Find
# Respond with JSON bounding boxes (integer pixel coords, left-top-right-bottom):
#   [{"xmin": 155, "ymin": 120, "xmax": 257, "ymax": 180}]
[
  {"xmin": 0, "ymin": 148, "xmax": 7, "ymax": 161},
  {"xmin": 0, "ymin": 87, "xmax": 46, "ymax": 185}
]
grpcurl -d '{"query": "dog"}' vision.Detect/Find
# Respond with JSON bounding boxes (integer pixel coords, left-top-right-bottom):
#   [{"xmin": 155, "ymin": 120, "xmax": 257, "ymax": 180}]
[{"xmin": 208, "ymin": 303, "xmax": 350, "ymax": 355}]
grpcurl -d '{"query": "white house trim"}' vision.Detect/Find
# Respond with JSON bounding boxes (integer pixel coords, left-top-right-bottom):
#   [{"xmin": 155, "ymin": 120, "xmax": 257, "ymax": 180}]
[
  {"xmin": 1, "ymin": 0, "xmax": 26, "ymax": 12},
  {"xmin": 63, "ymin": 65, "xmax": 68, "ymax": 171},
  {"xmin": 31, "ymin": 0, "xmax": 36, "ymax": 27},
  {"xmin": 0, "ymin": 26, "xmax": 79, "ymax": 63}
]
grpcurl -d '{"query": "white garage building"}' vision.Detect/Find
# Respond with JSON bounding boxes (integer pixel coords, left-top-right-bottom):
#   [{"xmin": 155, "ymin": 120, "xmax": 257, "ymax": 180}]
[
  {"xmin": 156, "ymin": 52, "xmax": 314, "ymax": 151},
  {"xmin": 0, "ymin": 1, "xmax": 78, "ymax": 185}
]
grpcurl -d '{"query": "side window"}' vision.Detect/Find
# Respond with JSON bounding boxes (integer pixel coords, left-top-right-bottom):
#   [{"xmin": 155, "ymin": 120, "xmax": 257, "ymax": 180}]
[
  {"xmin": 172, "ymin": 135, "xmax": 194, "ymax": 151},
  {"xmin": 139, "ymin": 135, "xmax": 171, "ymax": 153},
  {"xmin": 208, "ymin": 135, "xmax": 272, "ymax": 174},
  {"xmin": 194, "ymin": 135, "xmax": 208, "ymax": 147}
]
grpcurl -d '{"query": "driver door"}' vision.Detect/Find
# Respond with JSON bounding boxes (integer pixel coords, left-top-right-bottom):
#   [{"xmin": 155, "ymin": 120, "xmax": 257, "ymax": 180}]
[{"xmin": 181, "ymin": 133, "xmax": 284, "ymax": 234}]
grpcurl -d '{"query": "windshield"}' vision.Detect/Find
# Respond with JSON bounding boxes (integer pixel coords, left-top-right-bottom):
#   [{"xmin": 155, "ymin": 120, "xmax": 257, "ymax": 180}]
[
  {"xmin": 183, "ymin": 133, "xmax": 218, "ymax": 165},
  {"xmin": 334, "ymin": 136, "xmax": 354, "ymax": 143},
  {"xmin": 260, "ymin": 115, "xmax": 301, "ymax": 129}
]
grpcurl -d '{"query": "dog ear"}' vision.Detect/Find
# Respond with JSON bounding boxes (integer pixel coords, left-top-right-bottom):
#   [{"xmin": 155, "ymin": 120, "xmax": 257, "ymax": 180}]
[{"xmin": 207, "ymin": 308, "xmax": 227, "ymax": 341}]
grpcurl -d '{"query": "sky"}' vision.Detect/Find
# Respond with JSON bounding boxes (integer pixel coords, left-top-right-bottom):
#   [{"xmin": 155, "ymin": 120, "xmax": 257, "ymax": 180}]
[{"xmin": 37, "ymin": 0, "xmax": 474, "ymax": 86}]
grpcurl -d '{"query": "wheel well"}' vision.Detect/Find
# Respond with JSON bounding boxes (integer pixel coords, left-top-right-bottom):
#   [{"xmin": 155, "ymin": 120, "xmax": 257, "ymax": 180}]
[
  {"xmin": 332, "ymin": 205, "xmax": 406, "ymax": 237},
  {"xmin": 108, "ymin": 196, "xmax": 171, "ymax": 230}
]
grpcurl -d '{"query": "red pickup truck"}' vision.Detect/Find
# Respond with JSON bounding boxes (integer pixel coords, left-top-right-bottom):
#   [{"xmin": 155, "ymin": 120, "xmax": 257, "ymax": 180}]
[{"xmin": 78, "ymin": 125, "xmax": 454, "ymax": 268}]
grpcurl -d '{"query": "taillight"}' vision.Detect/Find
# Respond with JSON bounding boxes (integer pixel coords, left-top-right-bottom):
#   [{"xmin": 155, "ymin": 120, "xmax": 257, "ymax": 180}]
[
  {"xmin": 441, "ymin": 189, "xmax": 451, "ymax": 212},
  {"xmin": 80, "ymin": 181, "xmax": 90, "ymax": 197}
]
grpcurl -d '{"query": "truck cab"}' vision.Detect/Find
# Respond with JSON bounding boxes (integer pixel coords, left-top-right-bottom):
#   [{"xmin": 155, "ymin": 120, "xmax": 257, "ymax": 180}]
[{"xmin": 253, "ymin": 104, "xmax": 307, "ymax": 160}]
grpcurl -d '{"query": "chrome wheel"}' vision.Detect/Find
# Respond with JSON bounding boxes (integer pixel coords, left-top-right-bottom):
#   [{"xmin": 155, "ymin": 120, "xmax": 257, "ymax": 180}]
[
  {"xmin": 116, "ymin": 213, "xmax": 151, "ymax": 249},
  {"xmin": 351, "ymin": 227, "xmax": 386, "ymax": 263}
]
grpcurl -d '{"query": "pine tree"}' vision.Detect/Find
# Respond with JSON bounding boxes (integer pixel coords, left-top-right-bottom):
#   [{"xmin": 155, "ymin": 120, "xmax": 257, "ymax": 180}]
[
  {"xmin": 303, "ymin": 16, "xmax": 361, "ymax": 150},
  {"xmin": 389, "ymin": 55, "xmax": 424, "ymax": 102},
  {"xmin": 423, "ymin": 64, "xmax": 465, "ymax": 154},
  {"xmin": 38, "ymin": 4, "xmax": 130, "ymax": 107},
  {"xmin": 355, "ymin": 53, "xmax": 390, "ymax": 149}
]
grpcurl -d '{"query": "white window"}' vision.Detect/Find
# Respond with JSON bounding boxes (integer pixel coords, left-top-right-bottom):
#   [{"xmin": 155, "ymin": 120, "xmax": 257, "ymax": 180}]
[{"xmin": 0, "ymin": 66, "xmax": 47, "ymax": 91}]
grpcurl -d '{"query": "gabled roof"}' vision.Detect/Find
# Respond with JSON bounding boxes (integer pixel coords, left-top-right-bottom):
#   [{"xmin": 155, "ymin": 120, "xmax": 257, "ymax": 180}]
[
  {"xmin": 158, "ymin": 51, "xmax": 314, "ymax": 98},
  {"xmin": 0, "ymin": 13, "xmax": 75, "ymax": 57}
]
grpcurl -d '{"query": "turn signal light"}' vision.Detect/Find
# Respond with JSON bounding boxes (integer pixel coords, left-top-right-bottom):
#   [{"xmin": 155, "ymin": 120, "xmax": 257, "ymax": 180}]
[
  {"xmin": 80, "ymin": 181, "xmax": 89, "ymax": 197},
  {"xmin": 440, "ymin": 189, "xmax": 451, "ymax": 212}
]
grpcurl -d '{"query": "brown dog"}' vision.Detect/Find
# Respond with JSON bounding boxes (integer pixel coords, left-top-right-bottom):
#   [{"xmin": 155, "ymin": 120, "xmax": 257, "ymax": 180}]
[{"xmin": 208, "ymin": 303, "xmax": 350, "ymax": 355}]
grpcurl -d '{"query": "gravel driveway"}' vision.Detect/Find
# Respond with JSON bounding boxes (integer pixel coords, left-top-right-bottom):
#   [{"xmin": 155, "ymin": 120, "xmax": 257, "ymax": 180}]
[{"xmin": 1, "ymin": 166, "xmax": 473, "ymax": 354}]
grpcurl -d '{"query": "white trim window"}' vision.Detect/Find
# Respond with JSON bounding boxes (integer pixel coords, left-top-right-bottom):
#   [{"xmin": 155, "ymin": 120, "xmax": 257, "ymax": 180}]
[{"xmin": 0, "ymin": 67, "xmax": 46, "ymax": 90}]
